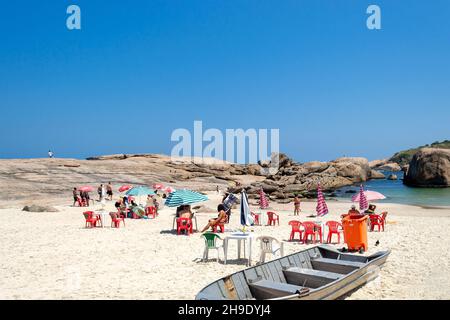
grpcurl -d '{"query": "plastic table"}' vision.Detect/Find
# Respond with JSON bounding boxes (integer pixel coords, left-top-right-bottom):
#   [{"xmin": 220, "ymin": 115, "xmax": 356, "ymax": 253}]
[{"xmin": 224, "ymin": 232, "xmax": 255, "ymax": 266}]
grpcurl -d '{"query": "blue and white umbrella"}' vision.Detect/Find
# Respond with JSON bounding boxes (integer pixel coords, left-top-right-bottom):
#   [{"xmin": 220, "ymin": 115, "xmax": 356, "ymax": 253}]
[
  {"xmin": 164, "ymin": 189, "xmax": 209, "ymax": 208},
  {"xmin": 240, "ymin": 189, "xmax": 254, "ymax": 227},
  {"xmin": 125, "ymin": 186, "xmax": 155, "ymax": 197}
]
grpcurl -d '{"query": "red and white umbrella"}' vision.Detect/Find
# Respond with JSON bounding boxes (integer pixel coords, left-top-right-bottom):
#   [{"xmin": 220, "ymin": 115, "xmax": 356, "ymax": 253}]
[
  {"xmin": 78, "ymin": 186, "xmax": 94, "ymax": 192},
  {"xmin": 356, "ymin": 185, "xmax": 369, "ymax": 211},
  {"xmin": 164, "ymin": 186, "xmax": 176, "ymax": 194},
  {"xmin": 352, "ymin": 190, "xmax": 386, "ymax": 202},
  {"xmin": 316, "ymin": 184, "xmax": 329, "ymax": 217},
  {"xmin": 259, "ymin": 188, "xmax": 269, "ymax": 209},
  {"xmin": 153, "ymin": 183, "xmax": 165, "ymax": 190},
  {"xmin": 119, "ymin": 185, "xmax": 132, "ymax": 192}
]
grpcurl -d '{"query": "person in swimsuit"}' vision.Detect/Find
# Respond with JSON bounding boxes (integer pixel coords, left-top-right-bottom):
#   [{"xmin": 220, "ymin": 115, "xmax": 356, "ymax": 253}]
[
  {"xmin": 294, "ymin": 195, "xmax": 301, "ymax": 215},
  {"xmin": 73, "ymin": 188, "xmax": 79, "ymax": 206},
  {"xmin": 201, "ymin": 204, "xmax": 228, "ymax": 233},
  {"xmin": 106, "ymin": 182, "xmax": 113, "ymax": 200}
]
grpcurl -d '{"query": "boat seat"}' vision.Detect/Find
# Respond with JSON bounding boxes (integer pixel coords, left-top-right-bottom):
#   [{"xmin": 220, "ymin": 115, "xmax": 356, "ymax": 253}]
[
  {"xmin": 283, "ymin": 267, "xmax": 342, "ymax": 288},
  {"xmin": 311, "ymin": 258, "xmax": 365, "ymax": 274},
  {"xmin": 247, "ymin": 279, "xmax": 310, "ymax": 300}
]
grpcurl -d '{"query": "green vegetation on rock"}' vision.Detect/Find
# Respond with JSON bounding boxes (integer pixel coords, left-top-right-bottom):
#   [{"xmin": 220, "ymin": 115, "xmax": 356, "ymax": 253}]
[{"xmin": 390, "ymin": 140, "xmax": 450, "ymax": 166}]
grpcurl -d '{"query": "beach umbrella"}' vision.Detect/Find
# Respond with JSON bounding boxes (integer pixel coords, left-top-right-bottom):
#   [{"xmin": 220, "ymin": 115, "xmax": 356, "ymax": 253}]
[
  {"xmin": 119, "ymin": 185, "xmax": 132, "ymax": 192},
  {"xmin": 357, "ymin": 185, "xmax": 369, "ymax": 211},
  {"xmin": 316, "ymin": 184, "xmax": 329, "ymax": 217},
  {"xmin": 240, "ymin": 189, "xmax": 254, "ymax": 228},
  {"xmin": 164, "ymin": 189, "xmax": 208, "ymax": 207},
  {"xmin": 153, "ymin": 183, "xmax": 165, "ymax": 190},
  {"xmin": 126, "ymin": 186, "xmax": 155, "ymax": 197},
  {"xmin": 352, "ymin": 190, "xmax": 386, "ymax": 202},
  {"xmin": 259, "ymin": 188, "xmax": 269, "ymax": 209},
  {"xmin": 126, "ymin": 186, "xmax": 156, "ymax": 206},
  {"xmin": 164, "ymin": 186, "xmax": 176, "ymax": 194},
  {"xmin": 78, "ymin": 186, "xmax": 94, "ymax": 192}
]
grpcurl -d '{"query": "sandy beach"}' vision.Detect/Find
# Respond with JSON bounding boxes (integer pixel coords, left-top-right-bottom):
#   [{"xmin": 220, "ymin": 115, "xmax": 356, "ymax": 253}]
[{"xmin": 1, "ymin": 193, "xmax": 449, "ymax": 300}]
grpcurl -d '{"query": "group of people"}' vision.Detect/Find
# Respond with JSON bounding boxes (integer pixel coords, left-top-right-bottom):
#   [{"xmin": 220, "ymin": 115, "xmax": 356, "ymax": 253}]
[
  {"xmin": 97, "ymin": 183, "xmax": 113, "ymax": 201},
  {"xmin": 73, "ymin": 188, "xmax": 91, "ymax": 207},
  {"xmin": 347, "ymin": 204, "xmax": 377, "ymax": 216},
  {"xmin": 114, "ymin": 194, "xmax": 161, "ymax": 219},
  {"xmin": 72, "ymin": 183, "xmax": 114, "ymax": 207}
]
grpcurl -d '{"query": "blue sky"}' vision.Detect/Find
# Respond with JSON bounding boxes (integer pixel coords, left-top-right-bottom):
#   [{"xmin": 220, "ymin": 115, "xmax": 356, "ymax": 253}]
[{"xmin": 1, "ymin": 0, "xmax": 449, "ymax": 162}]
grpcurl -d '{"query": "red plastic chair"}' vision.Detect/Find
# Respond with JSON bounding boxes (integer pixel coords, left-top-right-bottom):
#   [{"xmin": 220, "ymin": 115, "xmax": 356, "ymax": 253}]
[
  {"xmin": 302, "ymin": 221, "xmax": 323, "ymax": 243},
  {"xmin": 212, "ymin": 223, "xmax": 225, "ymax": 233},
  {"xmin": 83, "ymin": 211, "xmax": 99, "ymax": 228},
  {"xmin": 369, "ymin": 214, "xmax": 385, "ymax": 232},
  {"xmin": 326, "ymin": 221, "xmax": 343, "ymax": 243},
  {"xmin": 267, "ymin": 211, "xmax": 280, "ymax": 226},
  {"xmin": 177, "ymin": 218, "xmax": 193, "ymax": 235},
  {"xmin": 288, "ymin": 220, "xmax": 303, "ymax": 241},
  {"xmin": 145, "ymin": 206, "xmax": 157, "ymax": 219},
  {"xmin": 251, "ymin": 212, "xmax": 260, "ymax": 226},
  {"xmin": 109, "ymin": 212, "xmax": 125, "ymax": 228}
]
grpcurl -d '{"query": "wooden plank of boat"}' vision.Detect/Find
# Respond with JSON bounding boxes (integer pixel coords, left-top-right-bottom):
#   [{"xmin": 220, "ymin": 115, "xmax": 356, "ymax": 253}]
[
  {"xmin": 248, "ymin": 279, "xmax": 310, "ymax": 300},
  {"xmin": 311, "ymin": 257, "xmax": 366, "ymax": 274},
  {"xmin": 283, "ymin": 267, "xmax": 342, "ymax": 288}
]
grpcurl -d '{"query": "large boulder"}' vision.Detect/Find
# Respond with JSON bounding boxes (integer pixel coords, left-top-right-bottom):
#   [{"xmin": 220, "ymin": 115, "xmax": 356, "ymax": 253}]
[
  {"xmin": 370, "ymin": 170, "xmax": 386, "ymax": 179},
  {"xmin": 378, "ymin": 162, "xmax": 402, "ymax": 172},
  {"xmin": 404, "ymin": 148, "xmax": 450, "ymax": 187},
  {"xmin": 331, "ymin": 157, "xmax": 371, "ymax": 182},
  {"xmin": 369, "ymin": 159, "xmax": 388, "ymax": 169}
]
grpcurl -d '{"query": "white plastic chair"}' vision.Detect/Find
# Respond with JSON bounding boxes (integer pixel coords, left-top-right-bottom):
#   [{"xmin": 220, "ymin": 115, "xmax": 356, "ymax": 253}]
[{"xmin": 256, "ymin": 236, "xmax": 284, "ymax": 264}]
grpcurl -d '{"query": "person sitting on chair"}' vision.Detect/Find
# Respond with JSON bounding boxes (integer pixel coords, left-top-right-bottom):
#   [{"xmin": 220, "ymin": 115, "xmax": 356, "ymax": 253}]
[
  {"xmin": 365, "ymin": 204, "xmax": 376, "ymax": 214},
  {"xmin": 178, "ymin": 205, "xmax": 193, "ymax": 219},
  {"xmin": 348, "ymin": 205, "xmax": 360, "ymax": 215},
  {"xmin": 201, "ymin": 204, "xmax": 228, "ymax": 233}
]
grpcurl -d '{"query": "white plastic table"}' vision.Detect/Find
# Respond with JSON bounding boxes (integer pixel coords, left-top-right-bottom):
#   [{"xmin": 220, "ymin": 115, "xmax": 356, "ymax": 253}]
[
  {"xmin": 224, "ymin": 232, "xmax": 255, "ymax": 266},
  {"xmin": 95, "ymin": 211, "xmax": 109, "ymax": 228}
]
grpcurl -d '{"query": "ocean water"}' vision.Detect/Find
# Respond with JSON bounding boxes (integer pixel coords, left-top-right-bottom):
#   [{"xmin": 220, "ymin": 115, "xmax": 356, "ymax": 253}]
[{"xmin": 335, "ymin": 171, "xmax": 450, "ymax": 207}]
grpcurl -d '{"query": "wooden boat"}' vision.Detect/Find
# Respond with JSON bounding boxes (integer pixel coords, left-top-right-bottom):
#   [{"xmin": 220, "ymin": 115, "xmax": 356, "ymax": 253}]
[{"xmin": 196, "ymin": 245, "xmax": 390, "ymax": 300}]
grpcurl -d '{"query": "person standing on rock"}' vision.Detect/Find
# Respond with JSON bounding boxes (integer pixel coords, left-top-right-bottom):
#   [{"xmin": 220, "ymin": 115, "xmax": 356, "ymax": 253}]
[{"xmin": 294, "ymin": 195, "xmax": 301, "ymax": 215}]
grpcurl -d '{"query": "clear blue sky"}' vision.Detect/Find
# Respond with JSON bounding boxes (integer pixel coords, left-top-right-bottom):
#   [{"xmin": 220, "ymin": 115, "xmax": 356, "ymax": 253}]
[{"xmin": 1, "ymin": 0, "xmax": 449, "ymax": 162}]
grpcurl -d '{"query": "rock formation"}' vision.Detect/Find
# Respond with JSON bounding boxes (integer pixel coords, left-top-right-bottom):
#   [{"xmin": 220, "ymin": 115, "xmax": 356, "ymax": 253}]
[{"xmin": 404, "ymin": 148, "xmax": 450, "ymax": 187}]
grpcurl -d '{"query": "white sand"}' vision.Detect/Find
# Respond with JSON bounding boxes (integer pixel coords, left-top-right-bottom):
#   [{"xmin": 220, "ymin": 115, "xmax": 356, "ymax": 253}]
[{"xmin": 1, "ymin": 193, "xmax": 449, "ymax": 300}]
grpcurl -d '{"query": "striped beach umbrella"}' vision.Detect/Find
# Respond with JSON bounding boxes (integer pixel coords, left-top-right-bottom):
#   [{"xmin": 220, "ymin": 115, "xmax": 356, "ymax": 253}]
[
  {"xmin": 153, "ymin": 183, "xmax": 165, "ymax": 190},
  {"xmin": 358, "ymin": 185, "xmax": 369, "ymax": 211},
  {"xmin": 240, "ymin": 189, "xmax": 254, "ymax": 227},
  {"xmin": 316, "ymin": 184, "xmax": 329, "ymax": 217},
  {"xmin": 164, "ymin": 189, "xmax": 208, "ymax": 207},
  {"xmin": 259, "ymin": 188, "xmax": 269, "ymax": 209}
]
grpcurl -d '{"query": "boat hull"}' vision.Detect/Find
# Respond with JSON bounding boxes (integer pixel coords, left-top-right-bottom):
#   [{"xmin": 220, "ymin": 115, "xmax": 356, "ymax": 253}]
[{"xmin": 196, "ymin": 245, "xmax": 390, "ymax": 300}]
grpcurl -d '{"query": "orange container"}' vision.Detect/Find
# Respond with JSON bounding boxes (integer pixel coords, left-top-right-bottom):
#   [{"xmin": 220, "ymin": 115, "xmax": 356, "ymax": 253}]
[{"xmin": 341, "ymin": 215, "xmax": 368, "ymax": 252}]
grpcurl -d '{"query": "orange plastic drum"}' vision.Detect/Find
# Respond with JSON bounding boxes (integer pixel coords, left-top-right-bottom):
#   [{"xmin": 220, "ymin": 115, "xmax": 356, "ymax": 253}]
[{"xmin": 341, "ymin": 215, "xmax": 368, "ymax": 252}]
